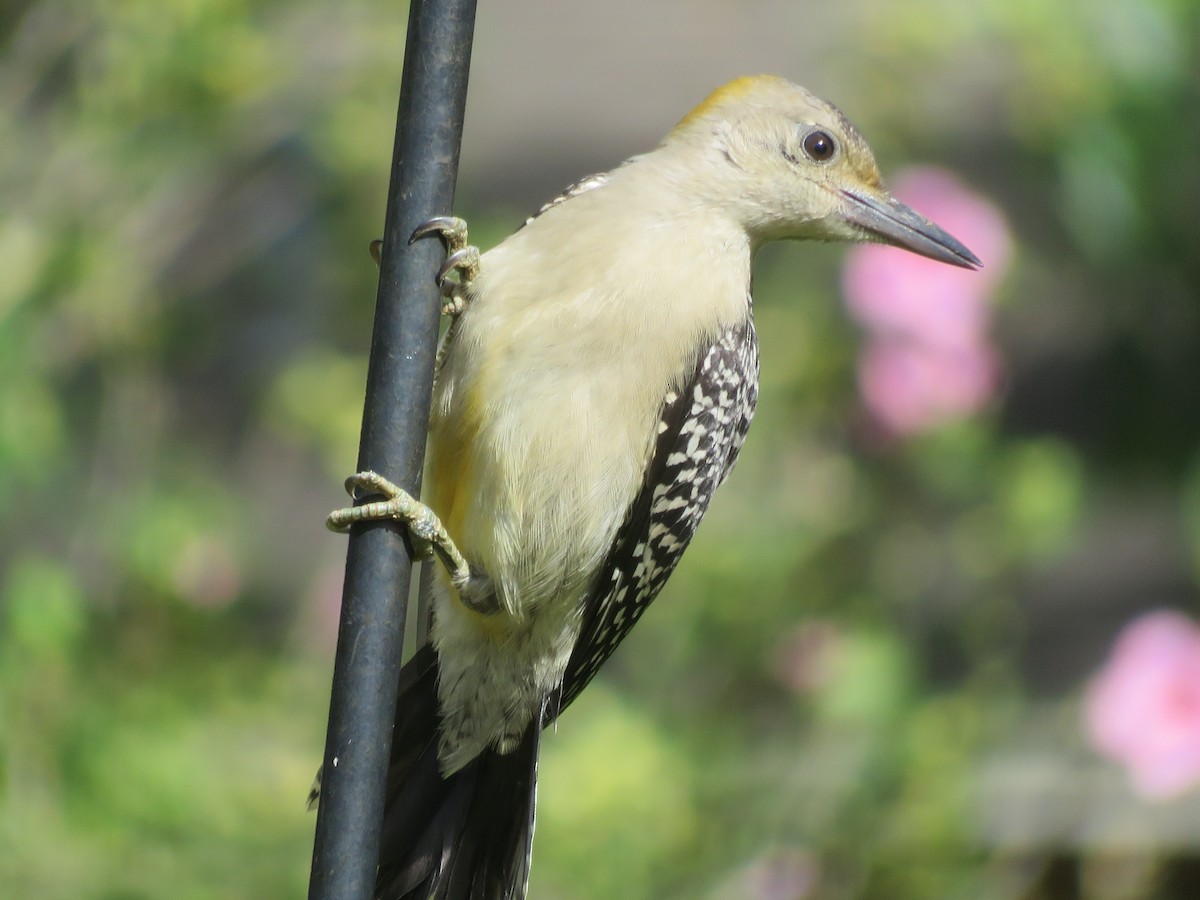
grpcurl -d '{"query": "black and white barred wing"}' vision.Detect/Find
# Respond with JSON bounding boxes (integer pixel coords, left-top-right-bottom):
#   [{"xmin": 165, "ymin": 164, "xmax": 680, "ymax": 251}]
[{"xmin": 557, "ymin": 316, "xmax": 760, "ymax": 713}]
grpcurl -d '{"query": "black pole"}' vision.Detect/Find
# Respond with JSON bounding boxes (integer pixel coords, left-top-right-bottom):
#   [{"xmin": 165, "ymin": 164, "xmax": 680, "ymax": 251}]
[{"xmin": 308, "ymin": 0, "xmax": 477, "ymax": 897}]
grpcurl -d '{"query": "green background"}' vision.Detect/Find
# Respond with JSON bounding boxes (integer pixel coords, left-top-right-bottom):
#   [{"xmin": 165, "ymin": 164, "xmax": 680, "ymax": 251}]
[{"xmin": 3, "ymin": 0, "xmax": 1199, "ymax": 897}]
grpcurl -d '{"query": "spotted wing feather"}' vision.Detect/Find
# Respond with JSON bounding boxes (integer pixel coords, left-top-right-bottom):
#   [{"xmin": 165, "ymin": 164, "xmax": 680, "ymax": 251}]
[
  {"xmin": 555, "ymin": 314, "xmax": 759, "ymax": 713},
  {"xmin": 522, "ymin": 173, "xmax": 611, "ymax": 227}
]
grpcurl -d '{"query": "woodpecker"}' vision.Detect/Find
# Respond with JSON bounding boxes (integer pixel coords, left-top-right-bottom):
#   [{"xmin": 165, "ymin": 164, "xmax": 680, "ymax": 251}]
[{"xmin": 325, "ymin": 75, "xmax": 980, "ymax": 899}]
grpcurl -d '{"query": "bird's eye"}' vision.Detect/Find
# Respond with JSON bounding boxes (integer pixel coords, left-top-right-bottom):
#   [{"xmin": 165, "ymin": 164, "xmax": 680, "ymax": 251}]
[{"xmin": 802, "ymin": 130, "xmax": 837, "ymax": 163}]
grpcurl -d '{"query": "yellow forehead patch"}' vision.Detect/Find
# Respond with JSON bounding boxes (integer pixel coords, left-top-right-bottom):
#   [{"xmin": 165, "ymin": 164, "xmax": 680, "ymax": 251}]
[{"xmin": 673, "ymin": 75, "xmax": 791, "ymax": 130}]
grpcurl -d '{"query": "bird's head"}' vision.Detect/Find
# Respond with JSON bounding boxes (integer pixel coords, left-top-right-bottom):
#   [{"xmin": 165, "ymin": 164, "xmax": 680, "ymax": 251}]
[{"xmin": 663, "ymin": 75, "xmax": 981, "ymax": 269}]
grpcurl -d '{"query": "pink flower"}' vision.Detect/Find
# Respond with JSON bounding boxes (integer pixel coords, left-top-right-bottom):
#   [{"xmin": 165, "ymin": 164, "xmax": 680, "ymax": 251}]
[
  {"xmin": 843, "ymin": 169, "xmax": 1012, "ymax": 348},
  {"xmin": 1084, "ymin": 610, "xmax": 1200, "ymax": 799},
  {"xmin": 841, "ymin": 168, "xmax": 1012, "ymax": 436},
  {"xmin": 858, "ymin": 336, "xmax": 999, "ymax": 435}
]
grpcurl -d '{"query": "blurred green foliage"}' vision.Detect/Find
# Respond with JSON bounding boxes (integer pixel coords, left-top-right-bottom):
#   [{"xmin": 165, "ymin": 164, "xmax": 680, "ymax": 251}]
[{"xmin": 3, "ymin": 0, "xmax": 1200, "ymax": 897}]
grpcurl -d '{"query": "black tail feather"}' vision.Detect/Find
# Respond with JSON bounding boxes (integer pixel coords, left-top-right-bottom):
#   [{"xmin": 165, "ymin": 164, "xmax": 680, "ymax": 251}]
[{"xmin": 374, "ymin": 645, "xmax": 540, "ymax": 900}]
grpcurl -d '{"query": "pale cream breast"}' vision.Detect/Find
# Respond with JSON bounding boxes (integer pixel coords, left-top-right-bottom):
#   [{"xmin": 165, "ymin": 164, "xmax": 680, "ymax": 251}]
[{"xmin": 430, "ymin": 171, "xmax": 751, "ymax": 621}]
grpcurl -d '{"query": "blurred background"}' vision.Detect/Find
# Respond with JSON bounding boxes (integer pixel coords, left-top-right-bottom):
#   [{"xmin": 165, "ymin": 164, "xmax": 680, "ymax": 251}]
[{"xmin": 3, "ymin": 0, "xmax": 1200, "ymax": 897}]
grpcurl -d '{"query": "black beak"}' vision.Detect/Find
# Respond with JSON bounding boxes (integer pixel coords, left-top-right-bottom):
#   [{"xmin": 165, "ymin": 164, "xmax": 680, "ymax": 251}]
[{"xmin": 839, "ymin": 188, "xmax": 982, "ymax": 269}]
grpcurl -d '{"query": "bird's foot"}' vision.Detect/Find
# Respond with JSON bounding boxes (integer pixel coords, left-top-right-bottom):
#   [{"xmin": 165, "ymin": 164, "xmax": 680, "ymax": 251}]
[
  {"xmin": 327, "ymin": 471, "xmax": 497, "ymax": 613},
  {"xmin": 411, "ymin": 216, "xmax": 479, "ymax": 317},
  {"xmin": 328, "ymin": 470, "xmax": 467, "ymax": 580}
]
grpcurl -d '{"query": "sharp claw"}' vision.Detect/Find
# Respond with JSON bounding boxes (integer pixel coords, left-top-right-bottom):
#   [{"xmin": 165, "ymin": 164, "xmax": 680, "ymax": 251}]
[
  {"xmin": 409, "ymin": 217, "xmax": 477, "ymax": 317},
  {"xmin": 369, "ymin": 240, "xmax": 382, "ymax": 266},
  {"xmin": 436, "ymin": 247, "xmax": 481, "ymax": 287},
  {"xmin": 409, "ymin": 221, "xmax": 438, "ymax": 245},
  {"xmin": 410, "ymin": 216, "xmax": 468, "ymax": 248},
  {"xmin": 343, "ymin": 470, "xmax": 389, "ymax": 500}
]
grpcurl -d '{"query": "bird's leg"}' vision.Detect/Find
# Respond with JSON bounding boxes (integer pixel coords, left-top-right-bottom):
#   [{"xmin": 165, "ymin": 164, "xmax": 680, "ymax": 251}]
[
  {"xmin": 367, "ymin": 218, "xmax": 479, "ymax": 318},
  {"xmin": 408, "ymin": 216, "xmax": 480, "ymax": 383},
  {"xmin": 341, "ymin": 221, "xmax": 493, "ymax": 611},
  {"xmin": 327, "ymin": 472, "xmax": 499, "ymax": 613},
  {"xmin": 410, "ymin": 216, "xmax": 480, "ymax": 318}
]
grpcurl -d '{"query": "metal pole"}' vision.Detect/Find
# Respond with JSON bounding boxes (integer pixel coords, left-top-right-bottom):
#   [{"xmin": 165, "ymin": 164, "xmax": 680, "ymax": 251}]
[{"xmin": 308, "ymin": 0, "xmax": 477, "ymax": 896}]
